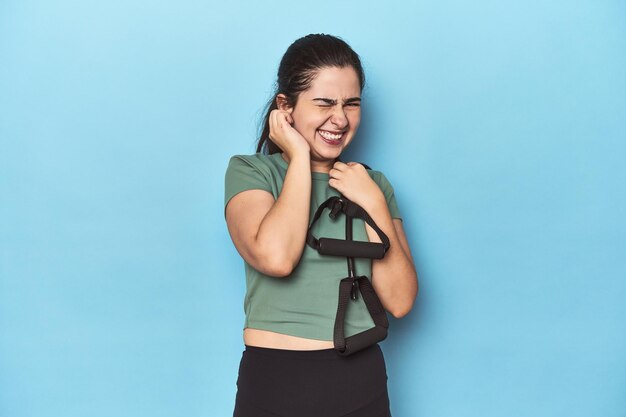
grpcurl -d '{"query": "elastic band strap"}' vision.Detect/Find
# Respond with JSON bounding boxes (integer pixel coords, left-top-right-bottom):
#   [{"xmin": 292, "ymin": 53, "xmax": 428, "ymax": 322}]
[
  {"xmin": 356, "ymin": 276, "xmax": 389, "ymax": 328},
  {"xmin": 345, "ymin": 203, "xmax": 390, "ymax": 253},
  {"xmin": 333, "ymin": 275, "xmax": 389, "ymax": 356},
  {"xmin": 306, "ymin": 197, "xmax": 340, "ymax": 251},
  {"xmin": 333, "ymin": 276, "xmax": 355, "ymax": 353}
]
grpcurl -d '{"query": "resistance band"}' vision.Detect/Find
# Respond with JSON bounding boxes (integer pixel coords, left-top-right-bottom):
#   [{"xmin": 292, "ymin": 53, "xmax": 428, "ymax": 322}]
[{"xmin": 306, "ymin": 195, "xmax": 390, "ymax": 356}]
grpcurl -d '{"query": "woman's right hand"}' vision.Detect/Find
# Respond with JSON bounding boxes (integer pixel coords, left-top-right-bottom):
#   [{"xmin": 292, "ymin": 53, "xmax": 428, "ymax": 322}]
[{"xmin": 268, "ymin": 109, "xmax": 310, "ymax": 160}]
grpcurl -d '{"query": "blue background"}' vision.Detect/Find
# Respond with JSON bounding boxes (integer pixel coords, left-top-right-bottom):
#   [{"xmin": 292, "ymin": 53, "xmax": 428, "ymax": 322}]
[{"xmin": 1, "ymin": 0, "xmax": 625, "ymax": 416}]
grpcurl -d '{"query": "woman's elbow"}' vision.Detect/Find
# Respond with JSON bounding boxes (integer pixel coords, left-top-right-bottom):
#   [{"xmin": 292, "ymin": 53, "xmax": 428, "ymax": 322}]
[
  {"xmin": 258, "ymin": 254, "xmax": 297, "ymax": 278},
  {"xmin": 390, "ymin": 281, "xmax": 418, "ymax": 318},
  {"xmin": 390, "ymin": 301, "xmax": 414, "ymax": 319},
  {"xmin": 266, "ymin": 263, "xmax": 295, "ymax": 278}
]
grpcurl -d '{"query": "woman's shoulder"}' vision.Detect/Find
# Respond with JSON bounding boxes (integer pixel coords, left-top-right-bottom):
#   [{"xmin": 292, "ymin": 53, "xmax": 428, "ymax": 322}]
[
  {"xmin": 224, "ymin": 153, "xmax": 285, "ymax": 207},
  {"xmin": 228, "ymin": 152, "xmax": 285, "ymax": 171},
  {"xmin": 225, "ymin": 152, "xmax": 287, "ymax": 185},
  {"xmin": 228, "ymin": 152, "xmax": 271, "ymax": 165}
]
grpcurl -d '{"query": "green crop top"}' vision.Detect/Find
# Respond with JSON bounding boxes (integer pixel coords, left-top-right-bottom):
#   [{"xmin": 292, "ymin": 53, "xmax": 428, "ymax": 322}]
[{"xmin": 224, "ymin": 152, "xmax": 402, "ymax": 341}]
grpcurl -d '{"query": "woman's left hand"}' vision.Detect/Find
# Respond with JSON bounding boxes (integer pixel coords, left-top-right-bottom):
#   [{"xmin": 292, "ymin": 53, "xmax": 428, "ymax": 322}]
[{"xmin": 328, "ymin": 161, "xmax": 386, "ymax": 210}]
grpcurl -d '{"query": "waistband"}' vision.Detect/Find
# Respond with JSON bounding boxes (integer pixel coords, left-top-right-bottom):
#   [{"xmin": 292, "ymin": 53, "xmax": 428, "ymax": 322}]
[{"xmin": 244, "ymin": 343, "xmax": 379, "ymax": 360}]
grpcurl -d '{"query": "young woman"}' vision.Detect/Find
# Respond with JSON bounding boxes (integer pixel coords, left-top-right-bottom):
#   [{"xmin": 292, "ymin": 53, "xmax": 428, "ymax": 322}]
[{"xmin": 224, "ymin": 34, "xmax": 418, "ymax": 417}]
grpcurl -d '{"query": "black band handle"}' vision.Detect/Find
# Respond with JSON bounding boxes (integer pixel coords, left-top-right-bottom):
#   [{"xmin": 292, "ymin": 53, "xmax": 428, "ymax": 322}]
[
  {"xmin": 306, "ymin": 196, "xmax": 390, "ymax": 258},
  {"xmin": 340, "ymin": 326, "xmax": 388, "ymax": 356},
  {"xmin": 333, "ymin": 276, "xmax": 389, "ymax": 356},
  {"xmin": 318, "ymin": 238, "xmax": 386, "ymax": 259}
]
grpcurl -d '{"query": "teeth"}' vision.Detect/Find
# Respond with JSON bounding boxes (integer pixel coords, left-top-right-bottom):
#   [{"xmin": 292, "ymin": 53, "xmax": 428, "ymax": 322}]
[{"xmin": 318, "ymin": 130, "xmax": 343, "ymax": 140}]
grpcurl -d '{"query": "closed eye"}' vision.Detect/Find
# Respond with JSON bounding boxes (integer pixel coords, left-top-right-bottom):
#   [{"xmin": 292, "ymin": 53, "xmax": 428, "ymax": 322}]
[{"xmin": 313, "ymin": 97, "xmax": 361, "ymax": 107}]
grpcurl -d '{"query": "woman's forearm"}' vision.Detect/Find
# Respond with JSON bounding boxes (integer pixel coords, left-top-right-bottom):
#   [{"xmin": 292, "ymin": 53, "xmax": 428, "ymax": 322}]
[
  {"xmin": 363, "ymin": 198, "xmax": 418, "ymax": 317},
  {"xmin": 255, "ymin": 153, "xmax": 312, "ymax": 276}
]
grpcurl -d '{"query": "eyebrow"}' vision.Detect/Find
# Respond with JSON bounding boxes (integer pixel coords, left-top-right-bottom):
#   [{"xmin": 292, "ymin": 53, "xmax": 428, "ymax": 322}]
[{"xmin": 312, "ymin": 97, "xmax": 361, "ymax": 105}]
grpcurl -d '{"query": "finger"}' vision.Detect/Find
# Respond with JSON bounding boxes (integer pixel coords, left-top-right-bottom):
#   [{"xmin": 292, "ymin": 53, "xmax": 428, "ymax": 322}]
[
  {"xmin": 347, "ymin": 162, "xmax": 365, "ymax": 171},
  {"xmin": 272, "ymin": 111, "xmax": 282, "ymax": 136},
  {"xmin": 281, "ymin": 112, "xmax": 293, "ymax": 128},
  {"xmin": 328, "ymin": 177, "xmax": 341, "ymax": 191},
  {"xmin": 333, "ymin": 161, "xmax": 348, "ymax": 171},
  {"xmin": 277, "ymin": 112, "xmax": 290, "ymax": 129},
  {"xmin": 347, "ymin": 161, "xmax": 364, "ymax": 168},
  {"xmin": 272, "ymin": 109, "xmax": 280, "ymax": 127},
  {"xmin": 328, "ymin": 168, "xmax": 344, "ymax": 179},
  {"xmin": 269, "ymin": 111, "xmax": 277, "ymax": 139}
]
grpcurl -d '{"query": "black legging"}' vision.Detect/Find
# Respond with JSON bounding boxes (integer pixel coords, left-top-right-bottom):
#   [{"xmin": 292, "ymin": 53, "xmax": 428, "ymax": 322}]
[{"xmin": 233, "ymin": 343, "xmax": 392, "ymax": 417}]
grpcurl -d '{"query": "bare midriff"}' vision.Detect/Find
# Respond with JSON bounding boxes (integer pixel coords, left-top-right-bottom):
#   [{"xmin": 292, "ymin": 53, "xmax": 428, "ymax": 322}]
[{"xmin": 244, "ymin": 328, "xmax": 334, "ymax": 350}]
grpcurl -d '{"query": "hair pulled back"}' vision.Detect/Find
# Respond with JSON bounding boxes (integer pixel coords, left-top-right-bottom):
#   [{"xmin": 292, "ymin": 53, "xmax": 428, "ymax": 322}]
[{"xmin": 256, "ymin": 34, "xmax": 365, "ymax": 154}]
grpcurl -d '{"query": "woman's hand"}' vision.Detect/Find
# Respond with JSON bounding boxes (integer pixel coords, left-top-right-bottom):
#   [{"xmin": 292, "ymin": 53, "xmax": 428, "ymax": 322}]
[
  {"xmin": 328, "ymin": 161, "xmax": 386, "ymax": 210},
  {"xmin": 268, "ymin": 110, "xmax": 310, "ymax": 160}
]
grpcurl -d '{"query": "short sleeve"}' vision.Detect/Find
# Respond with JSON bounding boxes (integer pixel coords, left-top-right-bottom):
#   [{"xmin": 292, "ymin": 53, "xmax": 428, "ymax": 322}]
[
  {"xmin": 224, "ymin": 155, "xmax": 273, "ymax": 216},
  {"xmin": 373, "ymin": 171, "xmax": 402, "ymax": 221}
]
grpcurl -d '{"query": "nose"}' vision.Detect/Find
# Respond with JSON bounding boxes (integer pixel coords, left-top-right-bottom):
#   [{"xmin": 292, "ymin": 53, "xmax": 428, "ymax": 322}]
[{"xmin": 330, "ymin": 106, "xmax": 349, "ymax": 129}]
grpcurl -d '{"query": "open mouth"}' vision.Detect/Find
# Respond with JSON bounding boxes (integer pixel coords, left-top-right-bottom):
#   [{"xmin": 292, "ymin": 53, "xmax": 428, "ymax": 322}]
[{"xmin": 317, "ymin": 129, "xmax": 345, "ymax": 146}]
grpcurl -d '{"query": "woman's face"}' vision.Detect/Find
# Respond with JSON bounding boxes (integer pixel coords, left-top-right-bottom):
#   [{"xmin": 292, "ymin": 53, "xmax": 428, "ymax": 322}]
[{"xmin": 279, "ymin": 66, "xmax": 362, "ymax": 166}]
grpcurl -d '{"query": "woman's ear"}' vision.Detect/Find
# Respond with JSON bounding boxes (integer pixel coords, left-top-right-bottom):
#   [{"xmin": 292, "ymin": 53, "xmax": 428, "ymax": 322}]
[{"xmin": 276, "ymin": 94, "xmax": 293, "ymax": 113}]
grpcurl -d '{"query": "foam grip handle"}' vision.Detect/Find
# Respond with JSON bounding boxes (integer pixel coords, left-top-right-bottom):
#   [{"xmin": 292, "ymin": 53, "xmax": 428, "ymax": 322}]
[
  {"xmin": 337, "ymin": 325, "xmax": 388, "ymax": 357},
  {"xmin": 317, "ymin": 238, "xmax": 386, "ymax": 259}
]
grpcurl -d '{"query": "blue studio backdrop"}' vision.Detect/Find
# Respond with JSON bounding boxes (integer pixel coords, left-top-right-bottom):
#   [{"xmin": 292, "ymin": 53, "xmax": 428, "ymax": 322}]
[{"xmin": 1, "ymin": 1, "xmax": 625, "ymax": 416}]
